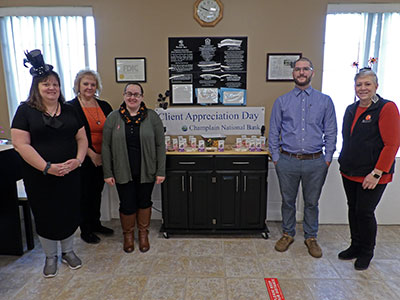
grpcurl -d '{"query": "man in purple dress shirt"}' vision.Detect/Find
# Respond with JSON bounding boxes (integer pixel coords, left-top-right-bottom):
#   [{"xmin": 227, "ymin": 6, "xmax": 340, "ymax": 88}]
[{"xmin": 268, "ymin": 57, "xmax": 337, "ymax": 258}]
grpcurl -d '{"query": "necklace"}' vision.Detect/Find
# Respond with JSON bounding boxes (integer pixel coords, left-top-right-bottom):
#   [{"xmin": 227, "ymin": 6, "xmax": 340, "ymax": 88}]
[
  {"xmin": 78, "ymin": 96, "xmax": 101, "ymax": 125},
  {"xmin": 45, "ymin": 101, "xmax": 59, "ymax": 117}
]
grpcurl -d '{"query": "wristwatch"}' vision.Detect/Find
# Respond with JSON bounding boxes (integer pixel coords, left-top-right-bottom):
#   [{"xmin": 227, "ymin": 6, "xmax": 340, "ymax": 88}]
[
  {"xmin": 371, "ymin": 170, "xmax": 381, "ymax": 179},
  {"xmin": 43, "ymin": 161, "xmax": 51, "ymax": 175}
]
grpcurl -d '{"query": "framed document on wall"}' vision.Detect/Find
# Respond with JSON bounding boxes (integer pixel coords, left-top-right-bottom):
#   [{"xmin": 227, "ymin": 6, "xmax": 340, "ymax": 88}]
[
  {"xmin": 115, "ymin": 57, "xmax": 146, "ymax": 82},
  {"xmin": 266, "ymin": 53, "xmax": 302, "ymax": 81}
]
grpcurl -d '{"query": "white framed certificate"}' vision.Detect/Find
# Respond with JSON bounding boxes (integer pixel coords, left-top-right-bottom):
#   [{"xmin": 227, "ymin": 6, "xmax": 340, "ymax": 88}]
[{"xmin": 172, "ymin": 84, "xmax": 193, "ymax": 104}]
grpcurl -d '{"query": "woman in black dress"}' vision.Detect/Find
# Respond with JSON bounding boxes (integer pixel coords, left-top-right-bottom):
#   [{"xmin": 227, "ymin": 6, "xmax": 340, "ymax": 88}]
[
  {"xmin": 11, "ymin": 50, "xmax": 88, "ymax": 278},
  {"xmin": 69, "ymin": 70, "xmax": 113, "ymax": 244}
]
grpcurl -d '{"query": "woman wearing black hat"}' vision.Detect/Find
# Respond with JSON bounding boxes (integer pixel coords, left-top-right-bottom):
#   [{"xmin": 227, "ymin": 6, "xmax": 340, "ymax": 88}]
[{"xmin": 11, "ymin": 50, "xmax": 88, "ymax": 278}]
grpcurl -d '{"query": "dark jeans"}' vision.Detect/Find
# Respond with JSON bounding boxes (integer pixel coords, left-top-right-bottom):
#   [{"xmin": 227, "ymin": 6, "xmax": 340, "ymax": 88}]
[
  {"xmin": 342, "ymin": 176, "xmax": 387, "ymax": 255},
  {"xmin": 80, "ymin": 159, "xmax": 105, "ymax": 234},
  {"xmin": 116, "ymin": 176, "xmax": 155, "ymax": 215}
]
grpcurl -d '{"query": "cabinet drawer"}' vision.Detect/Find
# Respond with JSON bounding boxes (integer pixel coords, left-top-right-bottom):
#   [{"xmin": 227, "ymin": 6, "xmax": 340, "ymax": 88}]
[
  {"xmin": 167, "ymin": 155, "xmax": 214, "ymax": 170},
  {"xmin": 215, "ymin": 155, "xmax": 268, "ymax": 170}
]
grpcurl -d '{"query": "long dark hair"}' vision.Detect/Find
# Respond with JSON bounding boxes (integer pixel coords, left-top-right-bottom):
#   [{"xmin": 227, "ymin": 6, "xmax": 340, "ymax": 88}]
[{"xmin": 25, "ymin": 71, "xmax": 66, "ymax": 112}]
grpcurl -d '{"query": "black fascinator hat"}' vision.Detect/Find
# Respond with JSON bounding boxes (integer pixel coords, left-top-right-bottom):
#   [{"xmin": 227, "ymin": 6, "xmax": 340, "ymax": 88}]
[{"xmin": 23, "ymin": 49, "xmax": 53, "ymax": 77}]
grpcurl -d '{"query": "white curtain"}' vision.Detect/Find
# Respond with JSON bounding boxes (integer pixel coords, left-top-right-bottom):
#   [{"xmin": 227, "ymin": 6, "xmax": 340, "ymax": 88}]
[
  {"xmin": 378, "ymin": 13, "xmax": 400, "ymax": 103},
  {"xmin": 0, "ymin": 15, "xmax": 97, "ymax": 120},
  {"xmin": 322, "ymin": 12, "xmax": 400, "ymax": 156}
]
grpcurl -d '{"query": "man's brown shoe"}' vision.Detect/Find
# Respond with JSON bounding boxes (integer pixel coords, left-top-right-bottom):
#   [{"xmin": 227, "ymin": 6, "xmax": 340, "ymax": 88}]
[
  {"xmin": 304, "ymin": 238, "xmax": 322, "ymax": 258},
  {"xmin": 275, "ymin": 233, "xmax": 294, "ymax": 252}
]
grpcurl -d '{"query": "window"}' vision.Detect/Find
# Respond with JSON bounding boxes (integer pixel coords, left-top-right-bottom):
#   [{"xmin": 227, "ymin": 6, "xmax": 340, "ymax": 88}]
[
  {"xmin": 322, "ymin": 4, "xmax": 400, "ymax": 156},
  {"xmin": 0, "ymin": 7, "xmax": 97, "ymax": 120}
]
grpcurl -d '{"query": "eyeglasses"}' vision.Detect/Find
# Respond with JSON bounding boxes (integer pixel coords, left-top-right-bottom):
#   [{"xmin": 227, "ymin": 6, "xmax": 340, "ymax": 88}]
[
  {"xmin": 124, "ymin": 92, "xmax": 143, "ymax": 98},
  {"xmin": 293, "ymin": 67, "xmax": 313, "ymax": 72}
]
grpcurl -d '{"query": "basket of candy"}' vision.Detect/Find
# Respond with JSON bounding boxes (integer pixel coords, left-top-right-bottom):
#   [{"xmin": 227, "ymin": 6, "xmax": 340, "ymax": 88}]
[{"xmin": 201, "ymin": 134, "xmax": 226, "ymax": 147}]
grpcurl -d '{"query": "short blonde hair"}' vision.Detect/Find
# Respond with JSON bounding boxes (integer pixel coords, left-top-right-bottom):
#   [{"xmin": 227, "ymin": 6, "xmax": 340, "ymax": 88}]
[{"xmin": 73, "ymin": 69, "xmax": 103, "ymax": 96}]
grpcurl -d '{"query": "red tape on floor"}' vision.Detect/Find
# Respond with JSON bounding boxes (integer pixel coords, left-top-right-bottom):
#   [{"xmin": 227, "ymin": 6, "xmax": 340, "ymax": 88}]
[{"xmin": 265, "ymin": 278, "xmax": 285, "ymax": 300}]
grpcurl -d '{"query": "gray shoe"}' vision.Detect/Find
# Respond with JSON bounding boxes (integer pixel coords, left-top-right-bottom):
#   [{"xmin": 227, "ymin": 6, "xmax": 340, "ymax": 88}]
[
  {"xmin": 62, "ymin": 251, "xmax": 82, "ymax": 270},
  {"xmin": 43, "ymin": 256, "xmax": 58, "ymax": 278}
]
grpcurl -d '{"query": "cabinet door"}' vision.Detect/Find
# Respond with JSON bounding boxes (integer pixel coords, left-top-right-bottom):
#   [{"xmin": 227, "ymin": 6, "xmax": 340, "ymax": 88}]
[
  {"xmin": 188, "ymin": 171, "xmax": 215, "ymax": 229},
  {"xmin": 240, "ymin": 170, "xmax": 267, "ymax": 228},
  {"xmin": 162, "ymin": 170, "xmax": 188, "ymax": 229},
  {"xmin": 216, "ymin": 171, "xmax": 240, "ymax": 228}
]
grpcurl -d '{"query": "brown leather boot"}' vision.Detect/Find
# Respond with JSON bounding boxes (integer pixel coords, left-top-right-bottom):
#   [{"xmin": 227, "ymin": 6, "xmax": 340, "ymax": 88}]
[
  {"xmin": 137, "ymin": 207, "xmax": 151, "ymax": 252},
  {"xmin": 119, "ymin": 212, "xmax": 135, "ymax": 253}
]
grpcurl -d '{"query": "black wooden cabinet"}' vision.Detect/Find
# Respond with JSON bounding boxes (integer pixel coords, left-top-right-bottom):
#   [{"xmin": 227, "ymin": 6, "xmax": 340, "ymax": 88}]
[
  {"xmin": 161, "ymin": 154, "xmax": 269, "ymax": 238},
  {"xmin": 0, "ymin": 147, "xmax": 25, "ymax": 255},
  {"xmin": 162, "ymin": 170, "xmax": 188, "ymax": 229}
]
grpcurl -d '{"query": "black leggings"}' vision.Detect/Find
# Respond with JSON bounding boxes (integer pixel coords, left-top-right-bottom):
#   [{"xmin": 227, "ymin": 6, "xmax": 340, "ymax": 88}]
[
  {"xmin": 116, "ymin": 177, "xmax": 155, "ymax": 215},
  {"xmin": 342, "ymin": 176, "xmax": 387, "ymax": 254},
  {"xmin": 80, "ymin": 160, "xmax": 104, "ymax": 233}
]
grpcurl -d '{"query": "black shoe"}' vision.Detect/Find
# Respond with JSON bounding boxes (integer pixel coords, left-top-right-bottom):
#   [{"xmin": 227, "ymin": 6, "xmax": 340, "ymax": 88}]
[
  {"xmin": 354, "ymin": 256, "xmax": 372, "ymax": 271},
  {"xmin": 80, "ymin": 232, "xmax": 100, "ymax": 244},
  {"xmin": 338, "ymin": 246, "xmax": 359, "ymax": 260},
  {"xmin": 93, "ymin": 225, "xmax": 114, "ymax": 236}
]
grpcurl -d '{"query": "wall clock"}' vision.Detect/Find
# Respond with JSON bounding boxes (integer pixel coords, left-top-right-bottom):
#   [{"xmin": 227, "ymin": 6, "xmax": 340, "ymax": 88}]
[{"xmin": 193, "ymin": 0, "xmax": 223, "ymax": 27}]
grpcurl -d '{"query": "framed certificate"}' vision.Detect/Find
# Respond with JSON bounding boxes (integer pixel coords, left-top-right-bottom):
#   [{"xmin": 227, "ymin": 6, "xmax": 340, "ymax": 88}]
[
  {"xmin": 115, "ymin": 57, "xmax": 146, "ymax": 82},
  {"xmin": 266, "ymin": 53, "xmax": 302, "ymax": 81},
  {"xmin": 196, "ymin": 88, "xmax": 219, "ymax": 104},
  {"xmin": 171, "ymin": 84, "xmax": 193, "ymax": 104},
  {"xmin": 220, "ymin": 88, "xmax": 246, "ymax": 105}
]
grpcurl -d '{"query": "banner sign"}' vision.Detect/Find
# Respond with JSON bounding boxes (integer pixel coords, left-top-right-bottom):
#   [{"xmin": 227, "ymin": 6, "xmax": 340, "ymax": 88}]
[{"xmin": 155, "ymin": 107, "xmax": 265, "ymax": 135}]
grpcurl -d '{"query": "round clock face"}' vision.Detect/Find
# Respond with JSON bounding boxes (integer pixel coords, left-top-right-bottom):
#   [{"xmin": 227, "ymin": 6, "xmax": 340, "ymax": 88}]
[{"xmin": 197, "ymin": 0, "xmax": 221, "ymax": 22}]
